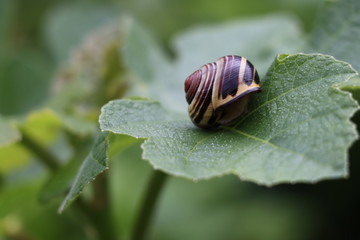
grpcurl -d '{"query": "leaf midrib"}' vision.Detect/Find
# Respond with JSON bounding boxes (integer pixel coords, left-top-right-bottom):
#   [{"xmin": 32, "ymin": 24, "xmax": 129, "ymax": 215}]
[
  {"xmin": 181, "ymin": 124, "xmax": 331, "ymax": 176},
  {"xmin": 223, "ymin": 127, "xmax": 330, "ymax": 168}
]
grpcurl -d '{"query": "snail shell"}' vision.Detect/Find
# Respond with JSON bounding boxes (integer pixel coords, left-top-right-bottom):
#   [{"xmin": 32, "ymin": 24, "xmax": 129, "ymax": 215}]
[{"xmin": 184, "ymin": 55, "xmax": 261, "ymax": 128}]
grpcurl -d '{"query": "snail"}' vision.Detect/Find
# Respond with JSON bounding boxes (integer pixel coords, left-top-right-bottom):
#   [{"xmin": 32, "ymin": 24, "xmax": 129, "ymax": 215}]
[{"xmin": 184, "ymin": 55, "xmax": 261, "ymax": 128}]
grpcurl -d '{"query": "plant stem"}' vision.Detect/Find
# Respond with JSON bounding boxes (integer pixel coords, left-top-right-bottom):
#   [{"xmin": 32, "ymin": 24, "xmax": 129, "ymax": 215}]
[
  {"xmin": 20, "ymin": 129, "xmax": 60, "ymax": 172},
  {"xmin": 91, "ymin": 172, "xmax": 117, "ymax": 240},
  {"xmin": 131, "ymin": 170, "xmax": 168, "ymax": 240},
  {"xmin": 75, "ymin": 196, "xmax": 116, "ymax": 240}
]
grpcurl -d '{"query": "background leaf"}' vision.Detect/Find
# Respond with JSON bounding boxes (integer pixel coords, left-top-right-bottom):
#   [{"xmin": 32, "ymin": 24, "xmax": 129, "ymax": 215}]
[
  {"xmin": 58, "ymin": 133, "xmax": 140, "ymax": 213},
  {"xmin": 0, "ymin": 117, "xmax": 20, "ymax": 147},
  {"xmin": 48, "ymin": 18, "xmax": 129, "ymax": 136},
  {"xmin": 0, "ymin": 144, "xmax": 29, "ymax": 174},
  {"xmin": 21, "ymin": 109, "xmax": 63, "ymax": 146},
  {"xmin": 340, "ymin": 77, "xmax": 360, "ymax": 104},
  {"xmin": 38, "ymin": 148, "xmax": 90, "ymax": 203},
  {"xmin": 43, "ymin": 3, "xmax": 121, "ymax": 64},
  {"xmin": 0, "ymin": 0, "xmax": 16, "ymax": 53},
  {"xmin": 120, "ymin": 0, "xmax": 321, "ymax": 44},
  {"xmin": 122, "ymin": 15, "xmax": 304, "ymax": 113},
  {"xmin": 0, "ymin": 50, "xmax": 53, "ymax": 116},
  {"xmin": 58, "ymin": 132, "xmax": 109, "ymax": 213},
  {"xmin": 307, "ymin": 0, "xmax": 360, "ymax": 71},
  {"xmin": 100, "ymin": 54, "xmax": 358, "ymax": 185}
]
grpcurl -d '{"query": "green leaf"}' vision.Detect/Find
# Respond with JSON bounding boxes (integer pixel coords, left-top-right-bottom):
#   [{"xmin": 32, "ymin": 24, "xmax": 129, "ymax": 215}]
[
  {"xmin": 0, "ymin": 144, "xmax": 29, "ymax": 174},
  {"xmin": 0, "ymin": 49, "xmax": 53, "ymax": 115},
  {"xmin": 339, "ymin": 77, "xmax": 360, "ymax": 104},
  {"xmin": 38, "ymin": 154, "xmax": 86, "ymax": 203},
  {"xmin": 100, "ymin": 54, "xmax": 359, "ymax": 185},
  {"xmin": 58, "ymin": 133, "xmax": 140, "ymax": 212},
  {"xmin": 0, "ymin": 0, "xmax": 16, "ymax": 52},
  {"xmin": 171, "ymin": 15, "xmax": 303, "ymax": 76},
  {"xmin": 44, "ymin": 3, "xmax": 120, "ymax": 63},
  {"xmin": 307, "ymin": 0, "xmax": 360, "ymax": 71},
  {"xmin": 48, "ymin": 18, "xmax": 129, "ymax": 130},
  {"xmin": 21, "ymin": 109, "xmax": 63, "ymax": 146},
  {"xmin": 0, "ymin": 116, "xmax": 28, "ymax": 173},
  {"xmin": 122, "ymin": 15, "xmax": 304, "ymax": 113},
  {"xmin": 58, "ymin": 132, "xmax": 109, "ymax": 213},
  {"xmin": 0, "ymin": 117, "xmax": 20, "ymax": 147}
]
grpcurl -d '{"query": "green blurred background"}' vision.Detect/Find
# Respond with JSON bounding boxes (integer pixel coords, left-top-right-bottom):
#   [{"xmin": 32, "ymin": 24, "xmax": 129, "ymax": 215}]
[
  {"xmin": 1, "ymin": 0, "xmax": 359, "ymax": 240},
  {"xmin": 0, "ymin": 0, "xmax": 321, "ymax": 116}
]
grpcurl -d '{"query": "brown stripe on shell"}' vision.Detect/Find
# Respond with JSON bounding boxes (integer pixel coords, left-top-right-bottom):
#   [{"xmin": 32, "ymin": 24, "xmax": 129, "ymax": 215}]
[
  {"xmin": 189, "ymin": 63, "xmax": 216, "ymax": 120},
  {"xmin": 190, "ymin": 64, "xmax": 212, "ymax": 114},
  {"xmin": 243, "ymin": 59, "xmax": 254, "ymax": 86},
  {"xmin": 194, "ymin": 63, "xmax": 217, "ymax": 124},
  {"xmin": 221, "ymin": 55, "xmax": 241, "ymax": 98},
  {"xmin": 206, "ymin": 113, "xmax": 219, "ymax": 127},
  {"xmin": 212, "ymin": 57, "xmax": 251, "ymax": 110},
  {"xmin": 217, "ymin": 56, "xmax": 228, "ymax": 98},
  {"xmin": 188, "ymin": 66, "xmax": 207, "ymax": 114},
  {"xmin": 185, "ymin": 69, "xmax": 202, "ymax": 104},
  {"xmin": 254, "ymin": 68, "xmax": 260, "ymax": 84}
]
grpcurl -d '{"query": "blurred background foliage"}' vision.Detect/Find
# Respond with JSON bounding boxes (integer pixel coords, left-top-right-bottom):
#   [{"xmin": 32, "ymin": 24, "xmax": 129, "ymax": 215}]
[{"xmin": 0, "ymin": 0, "xmax": 359, "ymax": 240}]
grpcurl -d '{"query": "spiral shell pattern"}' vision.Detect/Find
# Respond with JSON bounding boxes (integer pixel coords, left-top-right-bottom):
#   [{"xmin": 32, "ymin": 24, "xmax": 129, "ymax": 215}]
[{"xmin": 184, "ymin": 55, "xmax": 261, "ymax": 128}]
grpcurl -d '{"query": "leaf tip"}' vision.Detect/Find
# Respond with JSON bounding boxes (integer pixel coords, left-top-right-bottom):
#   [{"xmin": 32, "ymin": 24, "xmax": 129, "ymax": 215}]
[
  {"xmin": 57, "ymin": 199, "xmax": 68, "ymax": 214},
  {"xmin": 276, "ymin": 53, "xmax": 290, "ymax": 62}
]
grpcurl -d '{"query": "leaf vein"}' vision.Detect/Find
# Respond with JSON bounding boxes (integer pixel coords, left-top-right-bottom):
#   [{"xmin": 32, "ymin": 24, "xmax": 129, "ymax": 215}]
[
  {"xmin": 223, "ymin": 127, "xmax": 328, "ymax": 168},
  {"xmin": 234, "ymin": 68, "xmax": 351, "ymax": 127},
  {"xmin": 266, "ymin": 108, "xmax": 340, "ymax": 142}
]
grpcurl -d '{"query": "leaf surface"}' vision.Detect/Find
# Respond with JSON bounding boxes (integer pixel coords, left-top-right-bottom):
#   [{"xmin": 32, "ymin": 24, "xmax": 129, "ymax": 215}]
[
  {"xmin": 340, "ymin": 77, "xmax": 360, "ymax": 104},
  {"xmin": 58, "ymin": 132, "xmax": 109, "ymax": 213},
  {"xmin": 58, "ymin": 133, "xmax": 139, "ymax": 212},
  {"xmin": 100, "ymin": 54, "xmax": 358, "ymax": 185}
]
